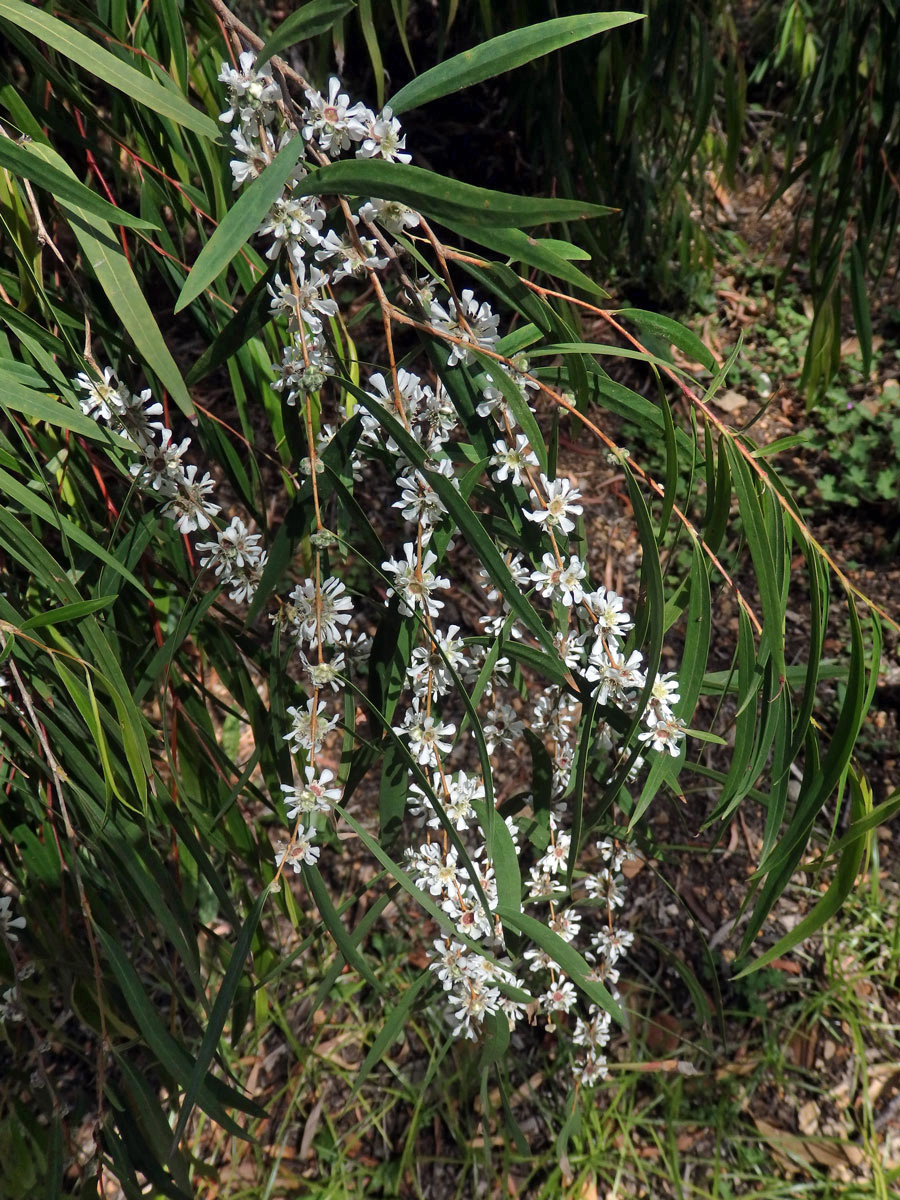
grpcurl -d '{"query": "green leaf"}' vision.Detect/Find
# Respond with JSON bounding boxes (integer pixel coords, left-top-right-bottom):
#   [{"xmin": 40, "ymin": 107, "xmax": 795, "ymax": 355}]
[
  {"xmin": 0, "ymin": 137, "xmax": 158, "ymax": 229},
  {"xmin": 257, "ymin": 0, "xmax": 356, "ymax": 67},
  {"xmin": 175, "ymin": 135, "xmax": 306, "ymax": 314},
  {"xmin": 0, "ymin": 466, "xmax": 150, "ymax": 597},
  {"xmin": 497, "ymin": 909, "xmax": 623, "ymax": 1025},
  {"xmin": 51, "ymin": 191, "xmax": 194, "ymax": 417},
  {"xmin": 303, "ymin": 866, "xmax": 382, "ymax": 993},
  {"xmin": 0, "ymin": 0, "xmax": 222, "ymax": 141},
  {"xmin": 358, "ymin": 0, "xmax": 385, "ymax": 109},
  {"xmin": 616, "ymin": 308, "xmax": 717, "ymax": 373},
  {"xmin": 473, "ymin": 350, "xmax": 547, "ymax": 471},
  {"xmin": 169, "ymin": 885, "xmax": 272, "ymax": 1155},
  {"xmin": 0, "ymin": 370, "xmax": 122, "ymax": 441},
  {"xmin": 97, "ymin": 929, "xmax": 264, "ymax": 1137},
  {"xmin": 294, "ymin": 159, "xmax": 612, "ymax": 228},
  {"xmin": 725, "ymin": 443, "xmax": 786, "ymax": 685},
  {"xmin": 184, "ymin": 263, "xmax": 277, "ymax": 385},
  {"xmin": 735, "ymin": 768, "xmax": 871, "ymax": 976},
  {"xmin": 480, "ymin": 1009, "xmax": 511, "ymax": 1070},
  {"xmin": 353, "ymin": 972, "xmax": 431, "ymax": 1095},
  {"xmin": 440, "ymin": 219, "xmax": 607, "ymax": 296},
  {"xmin": 848, "ymin": 241, "xmax": 872, "ymax": 379},
  {"xmin": 21, "ymin": 596, "xmax": 116, "ymax": 630},
  {"xmin": 389, "ymin": 12, "xmax": 644, "ymax": 114}
]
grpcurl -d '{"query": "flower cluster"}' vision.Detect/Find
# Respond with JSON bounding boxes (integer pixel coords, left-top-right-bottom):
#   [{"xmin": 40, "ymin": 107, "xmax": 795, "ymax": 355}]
[
  {"xmin": 75, "ymin": 51, "xmax": 689, "ymax": 1090},
  {"xmin": 74, "ymin": 372, "xmax": 267, "ymax": 603},
  {"xmin": 0, "ymin": 895, "xmax": 26, "ymax": 1025}
]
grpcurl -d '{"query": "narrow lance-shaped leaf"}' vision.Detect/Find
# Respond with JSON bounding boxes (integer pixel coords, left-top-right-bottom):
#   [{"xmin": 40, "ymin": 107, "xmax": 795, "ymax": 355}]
[
  {"xmin": 23, "ymin": 141, "xmax": 195, "ymax": 417},
  {"xmin": 734, "ymin": 768, "xmax": 871, "ymax": 976},
  {"xmin": 169, "ymin": 885, "xmax": 272, "ymax": 1155},
  {"xmin": 616, "ymin": 308, "xmax": 718, "ymax": 373},
  {"xmin": 294, "ymin": 159, "xmax": 613, "ymax": 228},
  {"xmin": 497, "ymin": 908, "xmax": 624, "ymax": 1025},
  {"xmin": 257, "ymin": 0, "xmax": 357, "ymax": 67},
  {"xmin": 389, "ymin": 12, "xmax": 644, "ymax": 114},
  {"xmin": 176, "ymin": 135, "xmax": 307, "ymax": 314},
  {"xmin": 439, "ymin": 218, "xmax": 608, "ymax": 297},
  {"xmin": 0, "ymin": 138, "xmax": 159, "ymax": 229},
  {"xmin": 0, "ymin": 0, "xmax": 222, "ymax": 141},
  {"xmin": 353, "ymin": 972, "xmax": 431, "ymax": 1096}
]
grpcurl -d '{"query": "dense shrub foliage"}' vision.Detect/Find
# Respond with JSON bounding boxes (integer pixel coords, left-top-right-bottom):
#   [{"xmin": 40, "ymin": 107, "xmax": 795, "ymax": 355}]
[{"xmin": 0, "ymin": 3, "xmax": 894, "ymax": 1196}]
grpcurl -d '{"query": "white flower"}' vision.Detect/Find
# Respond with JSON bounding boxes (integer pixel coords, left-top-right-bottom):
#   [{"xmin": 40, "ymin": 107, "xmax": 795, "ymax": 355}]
[
  {"xmin": 483, "ymin": 702, "xmax": 524, "ymax": 756},
  {"xmin": 538, "ymin": 830, "xmax": 572, "ymax": 876},
  {"xmin": 358, "ymin": 197, "xmax": 419, "ymax": 235},
  {"xmin": 396, "ymin": 703, "xmax": 456, "ymax": 765},
  {"xmin": 161, "ymin": 465, "xmax": 220, "ymax": 533},
  {"xmin": 0, "ymin": 986, "xmax": 23, "ymax": 1023},
  {"xmin": 524, "ymin": 474, "xmax": 584, "ymax": 536},
  {"xmin": 407, "ymin": 625, "xmax": 467, "ymax": 696},
  {"xmin": 443, "ymin": 770, "xmax": 484, "ymax": 830},
  {"xmin": 356, "ymin": 106, "xmax": 411, "ymax": 163},
  {"xmin": 429, "ymin": 938, "xmax": 467, "ymax": 990},
  {"xmin": 430, "ymin": 289, "xmax": 500, "ymax": 366},
  {"xmin": 0, "ymin": 896, "xmax": 25, "ymax": 943},
  {"xmin": 267, "ymin": 265, "xmax": 338, "ymax": 334},
  {"xmin": 218, "ymin": 51, "xmax": 281, "ymax": 125},
  {"xmin": 532, "ymin": 689, "xmax": 576, "ymax": 739},
  {"xmin": 549, "ymin": 910, "xmax": 582, "ymax": 942},
  {"xmin": 271, "ymin": 333, "xmax": 334, "ymax": 406},
  {"xmin": 573, "ymin": 1006, "xmax": 612, "ymax": 1049},
  {"xmin": 587, "ymin": 587, "xmax": 634, "ymax": 636},
  {"xmin": 525, "ymin": 475, "xmax": 588, "ymax": 537},
  {"xmin": 75, "ymin": 369, "xmax": 166, "ymax": 447},
  {"xmin": 584, "ymin": 868, "xmax": 626, "ymax": 910},
  {"xmin": 283, "ymin": 699, "xmax": 340, "ymax": 752},
  {"xmin": 573, "ymin": 1053, "xmax": 609, "ymax": 1087},
  {"xmin": 281, "ymin": 766, "xmax": 341, "ymax": 818},
  {"xmin": 523, "ymin": 945, "xmax": 554, "ymax": 972},
  {"xmin": 394, "ymin": 470, "xmax": 447, "ymax": 531},
  {"xmin": 129, "ymin": 429, "xmax": 192, "ymax": 494},
  {"xmin": 75, "ymin": 366, "xmax": 128, "ymax": 422},
  {"xmin": 273, "ymin": 829, "xmax": 319, "ymax": 873},
  {"xmin": 539, "ymin": 977, "xmax": 577, "ymax": 1014},
  {"xmin": 585, "ymin": 636, "xmax": 645, "ymax": 704},
  {"xmin": 258, "ymin": 194, "xmax": 325, "ymax": 264},
  {"xmin": 286, "ymin": 576, "xmax": 353, "ymax": 645},
  {"xmin": 450, "ymin": 897, "xmax": 494, "ymax": 941},
  {"xmin": 591, "ymin": 927, "xmax": 634, "ymax": 964},
  {"xmin": 450, "ymin": 983, "xmax": 501, "ymax": 1040},
  {"xmin": 113, "ymin": 387, "xmax": 166, "ymax": 447},
  {"xmin": 314, "ymin": 227, "xmax": 388, "ymax": 282},
  {"xmin": 649, "ymin": 672, "xmax": 681, "ymax": 720},
  {"xmin": 415, "ymin": 844, "xmax": 461, "ymax": 897},
  {"xmin": 490, "ymin": 434, "xmax": 538, "ymax": 486},
  {"xmin": 300, "ymin": 651, "xmax": 347, "ymax": 692},
  {"xmin": 382, "ymin": 543, "xmax": 449, "ymax": 618},
  {"xmin": 638, "ymin": 712, "xmax": 686, "ymax": 757},
  {"xmin": 302, "ymin": 77, "xmax": 369, "ymax": 155},
  {"xmin": 196, "ymin": 517, "xmax": 265, "ymax": 577},
  {"xmin": 531, "ymin": 553, "xmax": 587, "ymax": 607},
  {"xmin": 417, "ymin": 392, "xmax": 458, "ymax": 447},
  {"xmin": 228, "ymin": 126, "xmax": 268, "ymax": 188},
  {"xmin": 225, "ymin": 554, "xmax": 267, "ymax": 604}
]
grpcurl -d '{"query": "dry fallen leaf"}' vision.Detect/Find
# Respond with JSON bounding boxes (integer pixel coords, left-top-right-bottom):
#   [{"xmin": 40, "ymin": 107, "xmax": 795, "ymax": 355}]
[{"xmin": 712, "ymin": 389, "xmax": 748, "ymax": 413}]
